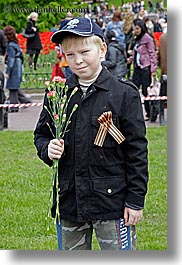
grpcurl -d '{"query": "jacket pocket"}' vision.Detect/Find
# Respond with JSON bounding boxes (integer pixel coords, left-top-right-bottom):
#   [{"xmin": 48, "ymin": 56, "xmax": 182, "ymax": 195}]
[
  {"xmin": 59, "ymin": 178, "xmax": 70, "ymax": 195},
  {"xmin": 51, "ymin": 178, "xmax": 70, "ymax": 218},
  {"xmin": 92, "ymin": 177, "xmax": 126, "ymax": 195},
  {"xmin": 91, "ymin": 177, "xmax": 127, "ymax": 213}
]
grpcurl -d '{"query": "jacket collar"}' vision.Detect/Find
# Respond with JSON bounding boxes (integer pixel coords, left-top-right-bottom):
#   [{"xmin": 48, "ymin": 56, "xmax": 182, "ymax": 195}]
[{"xmin": 66, "ymin": 67, "xmax": 111, "ymax": 92}]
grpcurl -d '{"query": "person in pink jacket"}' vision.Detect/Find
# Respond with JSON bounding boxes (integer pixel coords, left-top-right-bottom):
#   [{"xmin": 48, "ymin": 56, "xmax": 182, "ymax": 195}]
[{"xmin": 128, "ymin": 18, "xmax": 157, "ymax": 121}]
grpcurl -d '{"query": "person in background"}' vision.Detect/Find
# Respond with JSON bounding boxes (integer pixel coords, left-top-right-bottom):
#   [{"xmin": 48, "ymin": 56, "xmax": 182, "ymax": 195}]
[
  {"xmin": 50, "ymin": 24, "xmax": 58, "ymax": 33},
  {"xmin": 58, "ymin": 12, "xmax": 73, "ymax": 79},
  {"xmin": 0, "ymin": 28, "xmax": 7, "ymax": 74},
  {"xmin": 25, "ymin": 12, "xmax": 42, "ymax": 70},
  {"xmin": 58, "ymin": 45, "xmax": 73, "ymax": 79},
  {"xmin": 128, "ymin": 18, "xmax": 157, "ymax": 121},
  {"xmin": 105, "ymin": 10, "xmax": 125, "ymax": 47},
  {"xmin": 4, "ymin": 26, "xmax": 31, "ymax": 112},
  {"xmin": 143, "ymin": 16, "xmax": 154, "ymax": 35},
  {"xmin": 148, "ymin": 0, "xmax": 154, "ymax": 13},
  {"xmin": 158, "ymin": 32, "xmax": 167, "ymax": 125},
  {"xmin": 51, "ymin": 46, "xmax": 65, "ymax": 80},
  {"xmin": 153, "ymin": 16, "xmax": 163, "ymax": 32},
  {"xmin": 0, "ymin": 29, "xmax": 7, "ymax": 129},
  {"xmin": 59, "ymin": 12, "xmax": 73, "ymax": 30},
  {"xmin": 102, "ymin": 30, "xmax": 127, "ymax": 79},
  {"xmin": 123, "ymin": 11, "xmax": 135, "ymax": 79},
  {"xmin": 34, "ymin": 17, "xmax": 148, "ymax": 251},
  {"xmin": 136, "ymin": 8, "xmax": 146, "ymax": 20}
]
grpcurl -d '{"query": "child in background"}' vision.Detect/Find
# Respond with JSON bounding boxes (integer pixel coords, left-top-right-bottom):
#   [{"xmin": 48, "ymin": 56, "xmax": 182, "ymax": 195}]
[
  {"xmin": 51, "ymin": 46, "xmax": 65, "ymax": 80},
  {"xmin": 102, "ymin": 30, "xmax": 127, "ymax": 79}
]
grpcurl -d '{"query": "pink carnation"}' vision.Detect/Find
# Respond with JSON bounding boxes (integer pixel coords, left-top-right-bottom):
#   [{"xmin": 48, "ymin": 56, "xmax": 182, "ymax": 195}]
[
  {"xmin": 54, "ymin": 114, "xmax": 59, "ymax": 121},
  {"xmin": 52, "ymin": 76, "xmax": 66, "ymax": 83},
  {"xmin": 47, "ymin": 91, "xmax": 56, "ymax": 98}
]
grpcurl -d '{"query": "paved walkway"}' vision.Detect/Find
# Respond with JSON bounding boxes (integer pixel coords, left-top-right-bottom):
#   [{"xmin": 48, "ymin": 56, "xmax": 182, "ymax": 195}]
[
  {"xmin": 3, "ymin": 93, "xmax": 167, "ymax": 131},
  {"xmin": 4, "ymin": 95, "xmax": 43, "ymax": 131}
]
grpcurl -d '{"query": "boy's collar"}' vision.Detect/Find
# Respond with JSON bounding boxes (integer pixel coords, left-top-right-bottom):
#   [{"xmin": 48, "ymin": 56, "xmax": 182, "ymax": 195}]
[{"xmin": 66, "ymin": 67, "xmax": 110, "ymax": 92}]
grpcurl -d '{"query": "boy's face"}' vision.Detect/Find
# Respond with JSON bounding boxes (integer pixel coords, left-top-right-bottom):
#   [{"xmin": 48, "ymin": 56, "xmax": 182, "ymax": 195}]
[{"xmin": 63, "ymin": 38, "xmax": 106, "ymax": 80}]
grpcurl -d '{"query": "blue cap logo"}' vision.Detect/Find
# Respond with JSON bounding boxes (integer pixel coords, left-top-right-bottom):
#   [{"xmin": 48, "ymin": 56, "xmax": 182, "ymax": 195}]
[{"xmin": 66, "ymin": 18, "xmax": 80, "ymax": 30}]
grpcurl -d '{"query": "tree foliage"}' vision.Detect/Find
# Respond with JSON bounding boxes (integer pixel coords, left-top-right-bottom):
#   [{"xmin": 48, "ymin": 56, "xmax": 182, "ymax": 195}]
[
  {"xmin": 0, "ymin": 0, "xmax": 87, "ymax": 32},
  {"xmin": 0, "ymin": 0, "xmax": 167, "ymax": 33}
]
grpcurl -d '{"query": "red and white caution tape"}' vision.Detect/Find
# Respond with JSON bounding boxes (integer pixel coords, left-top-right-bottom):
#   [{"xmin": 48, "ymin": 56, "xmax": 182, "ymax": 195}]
[
  {"xmin": 0, "ymin": 102, "xmax": 43, "ymax": 108},
  {"xmin": 143, "ymin": 96, "xmax": 167, "ymax": 101},
  {"xmin": 0, "ymin": 96, "xmax": 167, "ymax": 109}
]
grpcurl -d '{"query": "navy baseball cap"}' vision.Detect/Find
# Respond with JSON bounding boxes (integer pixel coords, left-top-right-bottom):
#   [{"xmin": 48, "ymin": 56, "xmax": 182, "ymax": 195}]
[{"xmin": 51, "ymin": 17, "xmax": 105, "ymax": 44}]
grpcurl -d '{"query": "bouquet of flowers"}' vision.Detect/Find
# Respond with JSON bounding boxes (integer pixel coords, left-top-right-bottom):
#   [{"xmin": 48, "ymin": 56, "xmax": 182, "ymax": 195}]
[{"xmin": 45, "ymin": 76, "xmax": 78, "ymax": 225}]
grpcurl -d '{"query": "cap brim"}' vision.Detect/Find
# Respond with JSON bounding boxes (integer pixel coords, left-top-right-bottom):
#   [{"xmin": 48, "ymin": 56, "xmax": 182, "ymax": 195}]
[{"xmin": 51, "ymin": 29, "xmax": 92, "ymax": 44}]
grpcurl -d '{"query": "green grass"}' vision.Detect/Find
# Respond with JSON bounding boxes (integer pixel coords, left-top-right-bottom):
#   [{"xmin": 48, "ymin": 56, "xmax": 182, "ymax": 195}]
[
  {"xmin": 0, "ymin": 126, "xmax": 167, "ymax": 250},
  {"xmin": 137, "ymin": 126, "xmax": 167, "ymax": 250},
  {"xmin": 21, "ymin": 51, "xmax": 55, "ymax": 89}
]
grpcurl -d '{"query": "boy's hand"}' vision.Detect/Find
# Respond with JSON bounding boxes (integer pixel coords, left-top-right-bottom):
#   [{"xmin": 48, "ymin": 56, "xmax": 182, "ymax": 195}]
[
  {"xmin": 124, "ymin": 207, "xmax": 142, "ymax": 226},
  {"xmin": 48, "ymin": 139, "xmax": 64, "ymax": 160}
]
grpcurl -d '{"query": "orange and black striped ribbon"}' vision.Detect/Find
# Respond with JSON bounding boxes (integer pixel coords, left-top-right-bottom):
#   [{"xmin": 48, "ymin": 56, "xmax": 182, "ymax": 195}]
[{"xmin": 94, "ymin": 111, "xmax": 125, "ymax": 147}]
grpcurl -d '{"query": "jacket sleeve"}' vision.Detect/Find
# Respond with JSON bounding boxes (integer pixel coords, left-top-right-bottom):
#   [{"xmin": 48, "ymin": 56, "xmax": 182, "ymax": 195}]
[
  {"xmin": 102, "ymin": 46, "xmax": 117, "ymax": 69},
  {"xmin": 25, "ymin": 21, "xmax": 35, "ymax": 34},
  {"xmin": 147, "ymin": 36, "xmax": 157, "ymax": 73},
  {"xmin": 121, "ymin": 85, "xmax": 149, "ymax": 209},
  {"xmin": 6, "ymin": 45, "xmax": 15, "ymax": 75},
  {"xmin": 34, "ymin": 94, "xmax": 54, "ymax": 167}
]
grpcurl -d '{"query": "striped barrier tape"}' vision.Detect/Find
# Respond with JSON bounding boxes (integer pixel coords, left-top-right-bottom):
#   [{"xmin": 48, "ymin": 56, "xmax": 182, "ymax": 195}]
[
  {"xmin": 143, "ymin": 96, "xmax": 167, "ymax": 101},
  {"xmin": 0, "ymin": 96, "xmax": 167, "ymax": 108},
  {"xmin": 0, "ymin": 102, "xmax": 43, "ymax": 108}
]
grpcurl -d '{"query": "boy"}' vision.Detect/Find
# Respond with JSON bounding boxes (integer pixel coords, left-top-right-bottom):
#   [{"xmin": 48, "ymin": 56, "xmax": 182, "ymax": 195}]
[{"xmin": 34, "ymin": 17, "xmax": 148, "ymax": 250}]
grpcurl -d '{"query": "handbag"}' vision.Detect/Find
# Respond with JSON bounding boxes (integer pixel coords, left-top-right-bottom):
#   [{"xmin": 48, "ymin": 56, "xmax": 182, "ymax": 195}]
[
  {"xmin": 147, "ymin": 76, "xmax": 160, "ymax": 122},
  {"xmin": 147, "ymin": 76, "xmax": 161, "ymax": 96},
  {"xmin": 22, "ymin": 21, "xmax": 35, "ymax": 39},
  {"xmin": 22, "ymin": 29, "xmax": 35, "ymax": 39}
]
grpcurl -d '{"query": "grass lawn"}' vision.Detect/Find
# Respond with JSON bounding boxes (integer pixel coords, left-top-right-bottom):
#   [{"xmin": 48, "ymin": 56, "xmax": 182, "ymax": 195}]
[{"xmin": 0, "ymin": 126, "xmax": 167, "ymax": 250}]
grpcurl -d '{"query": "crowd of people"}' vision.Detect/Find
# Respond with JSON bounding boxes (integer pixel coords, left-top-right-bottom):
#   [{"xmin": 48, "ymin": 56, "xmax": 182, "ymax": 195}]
[
  {"xmin": 0, "ymin": 1, "xmax": 167, "ymax": 116},
  {"xmin": 52, "ymin": 1, "xmax": 167, "ymax": 122}
]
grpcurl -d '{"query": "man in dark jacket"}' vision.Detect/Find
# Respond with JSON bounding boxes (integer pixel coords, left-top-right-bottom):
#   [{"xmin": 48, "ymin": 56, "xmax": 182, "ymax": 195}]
[{"xmin": 34, "ymin": 17, "xmax": 148, "ymax": 250}]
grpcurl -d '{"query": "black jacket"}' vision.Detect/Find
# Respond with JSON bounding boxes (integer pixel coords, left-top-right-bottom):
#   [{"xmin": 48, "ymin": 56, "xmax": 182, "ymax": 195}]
[
  {"xmin": 26, "ymin": 19, "xmax": 42, "ymax": 51},
  {"xmin": 34, "ymin": 68, "xmax": 148, "ymax": 222},
  {"xmin": 0, "ymin": 29, "xmax": 7, "ymax": 56},
  {"xmin": 102, "ymin": 41, "xmax": 127, "ymax": 79}
]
